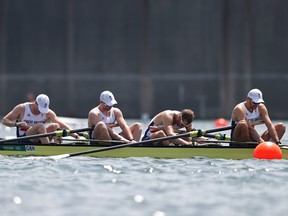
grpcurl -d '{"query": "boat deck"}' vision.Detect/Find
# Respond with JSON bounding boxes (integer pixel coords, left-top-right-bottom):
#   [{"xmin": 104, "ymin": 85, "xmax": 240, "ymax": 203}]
[{"xmin": 1, "ymin": 144, "xmax": 287, "ymax": 159}]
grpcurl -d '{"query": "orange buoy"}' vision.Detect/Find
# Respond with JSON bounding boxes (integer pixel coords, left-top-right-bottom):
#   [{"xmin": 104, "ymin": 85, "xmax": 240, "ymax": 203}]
[
  {"xmin": 253, "ymin": 142, "xmax": 282, "ymax": 160},
  {"xmin": 214, "ymin": 118, "xmax": 228, "ymax": 127}
]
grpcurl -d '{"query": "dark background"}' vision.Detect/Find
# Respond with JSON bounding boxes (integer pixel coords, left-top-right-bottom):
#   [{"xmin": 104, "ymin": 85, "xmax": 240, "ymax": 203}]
[{"xmin": 0, "ymin": 0, "xmax": 288, "ymax": 119}]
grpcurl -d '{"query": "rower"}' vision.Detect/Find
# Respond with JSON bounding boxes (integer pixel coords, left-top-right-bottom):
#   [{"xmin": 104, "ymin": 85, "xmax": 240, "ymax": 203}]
[
  {"xmin": 2, "ymin": 94, "xmax": 80, "ymax": 144},
  {"xmin": 141, "ymin": 109, "xmax": 196, "ymax": 146},
  {"xmin": 230, "ymin": 88, "xmax": 285, "ymax": 146},
  {"xmin": 88, "ymin": 90, "xmax": 142, "ymax": 144}
]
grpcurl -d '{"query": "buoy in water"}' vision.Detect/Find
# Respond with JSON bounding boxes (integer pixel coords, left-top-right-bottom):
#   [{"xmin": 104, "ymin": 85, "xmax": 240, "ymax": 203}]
[
  {"xmin": 253, "ymin": 141, "xmax": 282, "ymax": 160},
  {"xmin": 214, "ymin": 118, "xmax": 228, "ymax": 127}
]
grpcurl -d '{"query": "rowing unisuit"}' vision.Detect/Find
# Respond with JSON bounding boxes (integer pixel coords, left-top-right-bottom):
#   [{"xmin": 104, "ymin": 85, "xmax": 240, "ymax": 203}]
[
  {"xmin": 94, "ymin": 106, "xmax": 116, "ymax": 125},
  {"xmin": 17, "ymin": 103, "xmax": 46, "ymax": 136},
  {"xmin": 231, "ymin": 102, "xmax": 264, "ymax": 127}
]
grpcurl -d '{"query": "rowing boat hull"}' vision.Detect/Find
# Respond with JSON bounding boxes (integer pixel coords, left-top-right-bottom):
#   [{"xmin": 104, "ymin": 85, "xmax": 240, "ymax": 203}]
[{"xmin": 1, "ymin": 144, "xmax": 288, "ymax": 159}]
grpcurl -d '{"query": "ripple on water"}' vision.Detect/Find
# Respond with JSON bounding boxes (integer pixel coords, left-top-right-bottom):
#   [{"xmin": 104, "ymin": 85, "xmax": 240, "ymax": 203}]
[{"xmin": 1, "ymin": 156, "xmax": 288, "ymax": 216}]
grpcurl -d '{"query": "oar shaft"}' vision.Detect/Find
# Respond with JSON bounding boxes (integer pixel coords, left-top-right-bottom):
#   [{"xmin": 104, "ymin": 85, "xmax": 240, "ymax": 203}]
[
  {"xmin": 187, "ymin": 125, "xmax": 233, "ymax": 138},
  {"xmin": 0, "ymin": 127, "xmax": 93, "ymax": 143},
  {"xmin": 203, "ymin": 133, "xmax": 231, "ymax": 141},
  {"xmin": 201, "ymin": 125, "xmax": 233, "ymax": 134},
  {"xmin": 60, "ymin": 138, "xmax": 125, "ymax": 144},
  {"xmin": 60, "ymin": 125, "xmax": 234, "ymax": 158},
  {"xmin": 196, "ymin": 139, "xmax": 258, "ymax": 146}
]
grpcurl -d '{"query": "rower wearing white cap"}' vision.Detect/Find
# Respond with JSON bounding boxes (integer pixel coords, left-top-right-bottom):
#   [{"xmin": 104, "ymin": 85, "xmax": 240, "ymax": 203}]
[
  {"xmin": 230, "ymin": 88, "xmax": 285, "ymax": 146},
  {"xmin": 88, "ymin": 90, "xmax": 142, "ymax": 143},
  {"xmin": 2, "ymin": 94, "xmax": 79, "ymax": 144}
]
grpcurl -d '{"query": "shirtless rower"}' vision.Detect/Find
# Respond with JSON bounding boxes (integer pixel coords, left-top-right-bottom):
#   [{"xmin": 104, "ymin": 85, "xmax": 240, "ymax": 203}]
[{"xmin": 141, "ymin": 109, "xmax": 195, "ymax": 145}]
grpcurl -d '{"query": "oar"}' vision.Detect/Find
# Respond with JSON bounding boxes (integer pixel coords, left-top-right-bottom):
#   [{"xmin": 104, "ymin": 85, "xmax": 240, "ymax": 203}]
[
  {"xmin": 195, "ymin": 139, "xmax": 259, "ymax": 146},
  {"xmin": 0, "ymin": 127, "xmax": 93, "ymax": 143},
  {"xmin": 48, "ymin": 125, "xmax": 233, "ymax": 160},
  {"xmin": 203, "ymin": 133, "xmax": 259, "ymax": 146},
  {"xmin": 202, "ymin": 137, "xmax": 288, "ymax": 149},
  {"xmin": 203, "ymin": 133, "xmax": 231, "ymax": 140},
  {"xmin": 59, "ymin": 138, "xmax": 125, "ymax": 144},
  {"xmin": 280, "ymin": 145, "xmax": 288, "ymax": 150}
]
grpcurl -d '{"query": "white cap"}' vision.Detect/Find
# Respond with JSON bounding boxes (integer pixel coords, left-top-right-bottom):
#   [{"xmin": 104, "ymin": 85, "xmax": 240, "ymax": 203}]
[
  {"xmin": 36, "ymin": 94, "xmax": 50, "ymax": 113},
  {"xmin": 100, "ymin": 91, "xmax": 117, "ymax": 106},
  {"xmin": 247, "ymin": 89, "xmax": 265, "ymax": 104}
]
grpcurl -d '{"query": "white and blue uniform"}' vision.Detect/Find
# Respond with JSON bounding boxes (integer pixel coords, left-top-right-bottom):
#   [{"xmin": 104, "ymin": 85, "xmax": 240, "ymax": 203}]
[
  {"xmin": 89, "ymin": 107, "xmax": 116, "ymax": 138},
  {"xmin": 16, "ymin": 103, "xmax": 46, "ymax": 137},
  {"xmin": 242, "ymin": 103, "xmax": 264, "ymax": 126},
  {"xmin": 95, "ymin": 107, "xmax": 116, "ymax": 125},
  {"xmin": 231, "ymin": 102, "xmax": 264, "ymax": 142}
]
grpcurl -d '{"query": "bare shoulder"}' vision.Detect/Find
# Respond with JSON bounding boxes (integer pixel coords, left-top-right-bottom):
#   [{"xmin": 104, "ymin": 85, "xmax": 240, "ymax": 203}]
[
  {"xmin": 233, "ymin": 102, "xmax": 244, "ymax": 112},
  {"xmin": 4, "ymin": 103, "xmax": 27, "ymax": 120},
  {"xmin": 231, "ymin": 102, "xmax": 245, "ymax": 120},
  {"xmin": 12, "ymin": 103, "xmax": 26, "ymax": 114},
  {"xmin": 113, "ymin": 107, "xmax": 123, "ymax": 117},
  {"xmin": 161, "ymin": 110, "xmax": 173, "ymax": 122},
  {"xmin": 258, "ymin": 103, "xmax": 268, "ymax": 115},
  {"xmin": 45, "ymin": 109, "xmax": 57, "ymax": 120},
  {"xmin": 153, "ymin": 110, "xmax": 168, "ymax": 120},
  {"xmin": 258, "ymin": 103, "xmax": 266, "ymax": 110},
  {"xmin": 161, "ymin": 110, "xmax": 171, "ymax": 118},
  {"xmin": 113, "ymin": 107, "xmax": 121, "ymax": 113},
  {"xmin": 88, "ymin": 107, "xmax": 99, "ymax": 116}
]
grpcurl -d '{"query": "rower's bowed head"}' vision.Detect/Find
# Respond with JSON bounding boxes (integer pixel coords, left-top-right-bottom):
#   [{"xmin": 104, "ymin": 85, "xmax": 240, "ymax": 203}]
[{"xmin": 253, "ymin": 141, "xmax": 282, "ymax": 160}]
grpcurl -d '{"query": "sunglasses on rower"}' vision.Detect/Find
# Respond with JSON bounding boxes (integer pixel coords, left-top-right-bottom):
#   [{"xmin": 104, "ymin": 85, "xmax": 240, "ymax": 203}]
[
  {"xmin": 101, "ymin": 101, "xmax": 113, "ymax": 108},
  {"xmin": 250, "ymin": 99, "xmax": 260, "ymax": 105}
]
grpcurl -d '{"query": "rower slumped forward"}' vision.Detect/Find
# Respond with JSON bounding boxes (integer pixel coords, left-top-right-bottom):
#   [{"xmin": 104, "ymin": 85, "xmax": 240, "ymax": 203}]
[
  {"xmin": 230, "ymin": 88, "xmax": 286, "ymax": 146},
  {"xmin": 141, "ymin": 109, "xmax": 196, "ymax": 146}
]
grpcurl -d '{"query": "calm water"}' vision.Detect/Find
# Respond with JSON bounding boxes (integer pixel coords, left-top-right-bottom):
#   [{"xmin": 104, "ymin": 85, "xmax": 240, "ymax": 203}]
[{"xmin": 1, "ymin": 119, "xmax": 288, "ymax": 216}]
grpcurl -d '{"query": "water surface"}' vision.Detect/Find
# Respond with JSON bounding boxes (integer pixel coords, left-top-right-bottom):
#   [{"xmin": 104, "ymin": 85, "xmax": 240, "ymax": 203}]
[
  {"xmin": 0, "ymin": 119, "xmax": 287, "ymax": 216},
  {"xmin": 1, "ymin": 156, "xmax": 288, "ymax": 216}
]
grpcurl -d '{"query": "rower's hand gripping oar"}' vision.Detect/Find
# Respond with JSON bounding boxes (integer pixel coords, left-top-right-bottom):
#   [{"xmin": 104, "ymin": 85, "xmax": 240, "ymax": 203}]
[
  {"xmin": 0, "ymin": 127, "xmax": 94, "ymax": 143},
  {"xmin": 48, "ymin": 125, "xmax": 233, "ymax": 160}
]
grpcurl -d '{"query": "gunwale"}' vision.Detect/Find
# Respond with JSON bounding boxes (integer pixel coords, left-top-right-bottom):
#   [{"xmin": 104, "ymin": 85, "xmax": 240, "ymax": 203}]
[{"xmin": 1, "ymin": 143, "xmax": 287, "ymax": 159}]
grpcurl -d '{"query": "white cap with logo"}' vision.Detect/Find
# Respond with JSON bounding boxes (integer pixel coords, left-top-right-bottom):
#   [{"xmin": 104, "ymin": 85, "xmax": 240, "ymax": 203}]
[
  {"xmin": 247, "ymin": 88, "xmax": 265, "ymax": 104},
  {"xmin": 100, "ymin": 91, "xmax": 117, "ymax": 107},
  {"xmin": 36, "ymin": 94, "xmax": 50, "ymax": 113}
]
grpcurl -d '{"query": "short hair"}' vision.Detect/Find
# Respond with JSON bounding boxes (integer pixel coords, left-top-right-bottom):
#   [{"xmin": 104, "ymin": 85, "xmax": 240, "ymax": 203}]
[{"xmin": 181, "ymin": 109, "xmax": 195, "ymax": 124}]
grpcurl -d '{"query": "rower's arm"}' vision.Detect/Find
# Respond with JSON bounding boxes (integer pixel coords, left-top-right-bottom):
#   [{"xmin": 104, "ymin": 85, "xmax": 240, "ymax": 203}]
[
  {"xmin": 2, "ymin": 105, "xmax": 23, "ymax": 127},
  {"xmin": 162, "ymin": 113, "xmax": 191, "ymax": 145},
  {"xmin": 261, "ymin": 105, "xmax": 280, "ymax": 143},
  {"xmin": 47, "ymin": 111, "xmax": 79, "ymax": 139},
  {"xmin": 114, "ymin": 109, "xmax": 133, "ymax": 141}
]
